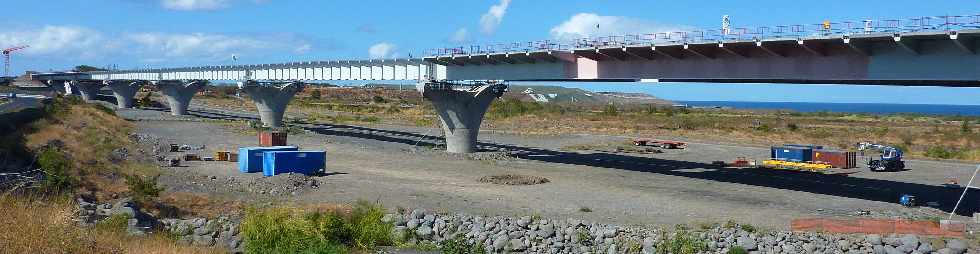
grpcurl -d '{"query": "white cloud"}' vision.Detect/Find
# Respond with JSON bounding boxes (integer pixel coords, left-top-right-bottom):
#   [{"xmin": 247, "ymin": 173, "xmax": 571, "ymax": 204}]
[
  {"xmin": 160, "ymin": 0, "xmax": 229, "ymax": 11},
  {"xmin": 125, "ymin": 32, "xmax": 275, "ymax": 60},
  {"xmin": 368, "ymin": 42, "xmax": 396, "ymax": 59},
  {"xmin": 479, "ymin": 0, "xmax": 511, "ymax": 35},
  {"xmin": 0, "ymin": 25, "xmax": 108, "ymax": 59},
  {"xmin": 550, "ymin": 13, "xmax": 691, "ymax": 39},
  {"xmin": 449, "ymin": 28, "xmax": 469, "ymax": 43}
]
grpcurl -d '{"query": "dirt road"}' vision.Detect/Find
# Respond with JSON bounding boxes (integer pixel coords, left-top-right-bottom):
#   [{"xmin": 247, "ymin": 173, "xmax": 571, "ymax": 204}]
[{"xmin": 119, "ymin": 106, "xmax": 980, "ymax": 229}]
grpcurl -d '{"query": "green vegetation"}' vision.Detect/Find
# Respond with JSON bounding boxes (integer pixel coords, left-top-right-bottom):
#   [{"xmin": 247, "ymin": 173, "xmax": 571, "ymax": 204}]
[
  {"xmin": 727, "ymin": 246, "xmax": 749, "ymax": 254},
  {"xmin": 36, "ymin": 147, "xmax": 75, "ymax": 193},
  {"xmin": 925, "ymin": 146, "xmax": 963, "ymax": 160},
  {"xmin": 439, "ymin": 235, "xmax": 487, "ymax": 254},
  {"xmin": 125, "ymin": 174, "xmax": 162, "ymax": 203},
  {"xmin": 96, "ymin": 214, "xmax": 132, "ymax": 233},
  {"xmin": 309, "ymin": 90, "xmax": 321, "ymax": 100},
  {"xmin": 485, "ymin": 98, "xmax": 564, "ymax": 119},
  {"xmin": 655, "ymin": 229, "xmax": 707, "ymax": 254},
  {"xmin": 575, "ymin": 228, "xmax": 593, "ymax": 246},
  {"xmin": 241, "ymin": 201, "xmax": 395, "ymax": 253}
]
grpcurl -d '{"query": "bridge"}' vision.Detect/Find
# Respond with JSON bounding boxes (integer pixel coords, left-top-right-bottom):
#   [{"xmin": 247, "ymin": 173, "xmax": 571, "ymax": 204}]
[{"xmin": 29, "ymin": 14, "xmax": 980, "ymax": 153}]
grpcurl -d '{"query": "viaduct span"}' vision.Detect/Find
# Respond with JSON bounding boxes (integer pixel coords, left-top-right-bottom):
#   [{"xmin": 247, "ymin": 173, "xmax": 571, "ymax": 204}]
[{"xmin": 30, "ymin": 14, "xmax": 980, "ymax": 153}]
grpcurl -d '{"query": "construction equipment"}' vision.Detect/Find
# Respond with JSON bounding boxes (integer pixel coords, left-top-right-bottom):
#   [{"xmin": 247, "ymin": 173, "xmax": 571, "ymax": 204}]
[
  {"xmin": 3, "ymin": 45, "xmax": 29, "ymax": 77},
  {"xmin": 633, "ymin": 138, "xmax": 687, "ymax": 149},
  {"xmin": 857, "ymin": 142, "xmax": 905, "ymax": 171}
]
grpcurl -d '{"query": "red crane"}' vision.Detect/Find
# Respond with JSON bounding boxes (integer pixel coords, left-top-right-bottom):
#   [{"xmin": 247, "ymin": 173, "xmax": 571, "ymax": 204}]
[{"xmin": 3, "ymin": 45, "xmax": 29, "ymax": 77}]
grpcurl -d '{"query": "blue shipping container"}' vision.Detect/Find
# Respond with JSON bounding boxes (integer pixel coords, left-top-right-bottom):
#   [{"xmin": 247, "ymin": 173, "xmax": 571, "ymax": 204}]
[
  {"xmin": 238, "ymin": 146, "xmax": 299, "ymax": 173},
  {"xmin": 783, "ymin": 144, "xmax": 824, "ymax": 150},
  {"xmin": 771, "ymin": 146, "xmax": 813, "ymax": 162},
  {"xmin": 262, "ymin": 151, "xmax": 326, "ymax": 176}
]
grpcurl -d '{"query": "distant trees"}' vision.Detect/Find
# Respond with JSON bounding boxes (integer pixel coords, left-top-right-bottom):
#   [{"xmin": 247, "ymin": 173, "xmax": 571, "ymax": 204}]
[{"xmin": 73, "ymin": 65, "xmax": 106, "ymax": 72}]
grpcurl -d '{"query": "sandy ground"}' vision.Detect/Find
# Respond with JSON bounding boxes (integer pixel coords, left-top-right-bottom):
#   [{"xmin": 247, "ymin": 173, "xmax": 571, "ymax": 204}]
[{"xmin": 116, "ymin": 105, "xmax": 980, "ymax": 230}]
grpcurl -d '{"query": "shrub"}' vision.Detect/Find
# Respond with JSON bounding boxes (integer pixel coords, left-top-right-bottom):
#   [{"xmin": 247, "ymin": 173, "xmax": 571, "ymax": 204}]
[
  {"xmin": 241, "ymin": 207, "xmax": 347, "ymax": 254},
  {"xmin": 125, "ymin": 174, "xmax": 162, "ymax": 203},
  {"xmin": 372, "ymin": 95, "xmax": 386, "ymax": 104},
  {"xmin": 739, "ymin": 224, "xmax": 757, "ymax": 233},
  {"xmin": 963, "ymin": 120, "xmax": 973, "ymax": 134},
  {"xmin": 575, "ymin": 228, "xmax": 593, "ymax": 246},
  {"xmin": 310, "ymin": 90, "xmax": 322, "ymax": 100},
  {"xmin": 96, "ymin": 214, "xmax": 131, "ymax": 233},
  {"xmin": 440, "ymin": 235, "xmax": 486, "ymax": 254},
  {"xmin": 37, "ymin": 148, "xmax": 75, "ymax": 193},
  {"xmin": 92, "ymin": 104, "xmax": 116, "ymax": 116},
  {"xmin": 656, "ymin": 230, "xmax": 707, "ymax": 254},
  {"xmin": 754, "ymin": 124, "xmax": 772, "ymax": 132},
  {"xmin": 242, "ymin": 201, "xmax": 394, "ymax": 253},
  {"xmin": 345, "ymin": 201, "xmax": 395, "ymax": 249},
  {"xmin": 600, "ymin": 104, "xmax": 619, "ymax": 116},
  {"xmin": 728, "ymin": 246, "xmax": 749, "ymax": 254},
  {"xmin": 786, "ymin": 123, "xmax": 799, "ymax": 131},
  {"xmin": 925, "ymin": 146, "xmax": 962, "ymax": 159}
]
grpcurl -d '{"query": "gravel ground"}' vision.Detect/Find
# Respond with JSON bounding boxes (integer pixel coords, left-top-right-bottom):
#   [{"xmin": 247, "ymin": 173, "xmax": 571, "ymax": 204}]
[{"xmin": 116, "ymin": 106, "xmax": 980, "ymax": 230}]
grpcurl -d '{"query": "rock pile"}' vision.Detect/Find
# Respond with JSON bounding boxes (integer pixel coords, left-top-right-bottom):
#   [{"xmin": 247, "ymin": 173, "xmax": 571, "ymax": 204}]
[
  {"xmin": 75, "ymin": 197, "xmax": 157, "ymax": 236},
  {"xmin": 159, "ymin": 216, "xmax": 243, "ymax": 253},
  {"xmin": 383, "ymin": 209, "xmax": 973, "ymax": 254},
  {"xmin": 75, "ymin": 197, "xmax": 244, "ymax": 253}
]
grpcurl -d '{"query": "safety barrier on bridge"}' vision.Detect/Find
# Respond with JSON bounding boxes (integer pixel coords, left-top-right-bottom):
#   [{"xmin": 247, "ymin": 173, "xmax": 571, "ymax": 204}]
[{"xmin": 425, "ymin": 14, "xmax": 980, "ymax": 56}]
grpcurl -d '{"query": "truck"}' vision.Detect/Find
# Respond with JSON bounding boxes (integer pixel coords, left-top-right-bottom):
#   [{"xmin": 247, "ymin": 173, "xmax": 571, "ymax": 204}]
[{"xmin": 857, "ymin": 142, "xmax": 905, "ymax": 171}]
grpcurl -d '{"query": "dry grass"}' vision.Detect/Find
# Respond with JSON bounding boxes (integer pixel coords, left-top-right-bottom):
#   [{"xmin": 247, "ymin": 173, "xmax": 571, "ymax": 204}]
[
  {"xmin": 152, "ymin": 192, "xmax": 247, "ymax": 218},
  {"xmin": 0, "ymin": 195, "xmax": 223, "ymax": 254},
  {"xmin": 478, "ymin": 174, "xmax": 550, "ymax": 185},
  {"xmin": 194, "ymin": 89, "xmax": 980, "ymax": 162},
  {"xmin": 25, "ymin": 103, "xmax": 135, "ymax": 170}
]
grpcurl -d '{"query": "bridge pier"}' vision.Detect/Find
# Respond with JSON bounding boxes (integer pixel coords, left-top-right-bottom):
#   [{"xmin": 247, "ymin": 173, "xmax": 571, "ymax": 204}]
[
  {"xmin": 238, "ymin": 80, "xmax": 305, "ymax": 128},
  {"xmin": 105, "ymin": 80, "xmax": 144, "ymax": 108},
  {"xmin": 155, "ymin": 80, "xmax": 206, "ymax": 116},
  {"xmin": 72, "ymin": 81, "xmax": 103, "ymax": 102},
  {"xmin": 420, "ymin": 81, "xmax": 507, "ymax": 153}
]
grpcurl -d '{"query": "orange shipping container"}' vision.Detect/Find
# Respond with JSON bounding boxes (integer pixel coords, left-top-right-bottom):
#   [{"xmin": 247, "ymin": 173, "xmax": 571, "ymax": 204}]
[
  {"xmin": 813, "ymin": 150, "xmax": 857, "ymax": 169},
  {"xmin": 259, "ymin": 131, "xmax": 288, "ymax": 147}
]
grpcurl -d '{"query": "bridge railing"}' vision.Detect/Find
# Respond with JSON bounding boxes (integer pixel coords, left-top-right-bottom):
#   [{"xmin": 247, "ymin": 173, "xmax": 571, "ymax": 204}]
[{"xmin": 424, "ymin": 13, "xmax": 980, "ymax": 57}]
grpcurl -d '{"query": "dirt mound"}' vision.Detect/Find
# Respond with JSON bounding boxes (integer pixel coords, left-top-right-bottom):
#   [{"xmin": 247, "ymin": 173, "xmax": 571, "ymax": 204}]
[
  {"xmin": 466, "ymin": 151, "xmax": 516, "ymax": 161},
  {"xmin": 478, "ymin": 174, "xmax": 550, "ymax": 185}
]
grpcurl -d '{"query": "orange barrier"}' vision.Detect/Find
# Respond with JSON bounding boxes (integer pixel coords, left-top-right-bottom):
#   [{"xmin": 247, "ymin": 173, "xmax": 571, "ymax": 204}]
[{"xmin": 791, "ymin": 218, "xmax": 964, "ymax": 237}]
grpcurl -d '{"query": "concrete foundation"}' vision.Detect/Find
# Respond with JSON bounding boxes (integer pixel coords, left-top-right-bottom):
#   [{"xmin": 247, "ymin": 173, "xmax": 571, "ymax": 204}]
[
  {"xmin": 238, "ymin": 81, "xmax": 305, "ymax": 128},
  {"xmin": 420, "ymin": 81, "xmax": 507, "ymax": 153},
  {"xmin": 155, "ymin": 80, "xmax": 206, "ymax": 116},
  {"xmin": 72, "ymin": 81, "xmax": 103, "ymax": 102},
  {"xmin": 105, "ymin": 80, "xmax": 144, "ymax": 108}
]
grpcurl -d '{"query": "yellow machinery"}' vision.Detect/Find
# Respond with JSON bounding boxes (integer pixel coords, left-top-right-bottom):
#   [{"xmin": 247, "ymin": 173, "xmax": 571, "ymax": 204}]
[{"xmin": 761, "ymin": 159, "xmax": 833, "ymax": 172}]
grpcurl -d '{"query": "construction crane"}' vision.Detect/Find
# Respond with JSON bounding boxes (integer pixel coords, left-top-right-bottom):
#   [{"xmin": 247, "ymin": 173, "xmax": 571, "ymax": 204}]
[
  {"xmin": 3, "ymin": 45, "xmax": 29, "ymax": 77},
  {"xmin": 857, "ymin": 142, "xmax": 906, "ymax": 171}
]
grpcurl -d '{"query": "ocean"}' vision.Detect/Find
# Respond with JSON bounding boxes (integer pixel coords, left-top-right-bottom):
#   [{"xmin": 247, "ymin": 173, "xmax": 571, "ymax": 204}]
[{"xmin": 677, "ymin": 101, "xmax": 980, "ymax": 116}]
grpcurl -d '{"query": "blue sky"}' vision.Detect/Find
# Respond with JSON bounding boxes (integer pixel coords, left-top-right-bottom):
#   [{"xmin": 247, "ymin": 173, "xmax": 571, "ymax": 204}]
[{"xmin": 2, "ymin": 0, "xmax": 979, "ymax": 104}]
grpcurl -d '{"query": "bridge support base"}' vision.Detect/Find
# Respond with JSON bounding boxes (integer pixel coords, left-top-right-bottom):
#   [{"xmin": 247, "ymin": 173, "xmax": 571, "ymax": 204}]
[
  {"xmin": 420, "ymin": 81, "xmax": 507, "ymax": 153},
  {"xmin": 238, "ymin": 81, "xmax": 305, "ymax": 128},
  {"xmin": 156, "ymin": 80, "xmax": 206, "ymax": 116},
  {"xmin": 73, "ymin": 81, "xmax": 103, "ymax": 102},
  {"xmin": 105, "ymin": 81, "xmax": 144, "ymax": 108}
]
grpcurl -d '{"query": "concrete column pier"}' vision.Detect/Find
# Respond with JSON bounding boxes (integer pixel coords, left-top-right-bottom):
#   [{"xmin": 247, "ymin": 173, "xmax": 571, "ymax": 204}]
[
  {"xmin": 155, "ymin": 80, "xmax": 206, "ymax": 116},
  {"xmin": 105, "ymin": 80, "xmax": 144, "ymax": 108},
  {"xmin": 238, "ymin": 80, "xmax": 305, "ymax": 128},
  {"xmin": 72, "ymin": 80, "xmax": 103, "ymax": 102},
  {"xmin": 419, "ymin": 81, "xmax": 507, "ymax": 153}
]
